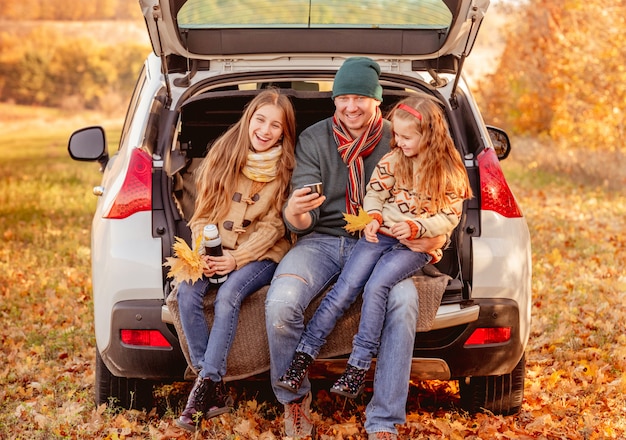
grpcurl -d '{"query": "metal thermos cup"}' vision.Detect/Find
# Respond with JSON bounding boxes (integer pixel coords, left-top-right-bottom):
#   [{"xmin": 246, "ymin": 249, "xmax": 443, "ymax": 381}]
[{"xmin": 202, "ymin": 224, "xmax": 228, "ymax": 284}]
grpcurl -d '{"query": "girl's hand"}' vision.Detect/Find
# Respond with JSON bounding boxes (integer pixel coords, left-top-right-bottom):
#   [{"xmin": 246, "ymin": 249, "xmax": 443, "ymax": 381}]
[
  {"xmin": 201, "ymin": 255, "xmax": 213, "ymax": 277},
  {"xmin": 390, "ymin": 222, "xmax": 412, "ymax": 240},
  {"xmin": 203, "ymin": 251, "xmax": 236, "ymax": 277},
  {"xmin": 364, "ymin": 220, "xmax": 380, "ymax": 242}
]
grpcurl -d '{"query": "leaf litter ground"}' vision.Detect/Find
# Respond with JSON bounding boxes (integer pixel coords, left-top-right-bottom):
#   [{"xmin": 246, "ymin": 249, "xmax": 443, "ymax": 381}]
[{"xmin": 0, "ymin": 121, "xmax": 624, "ymax": 439}]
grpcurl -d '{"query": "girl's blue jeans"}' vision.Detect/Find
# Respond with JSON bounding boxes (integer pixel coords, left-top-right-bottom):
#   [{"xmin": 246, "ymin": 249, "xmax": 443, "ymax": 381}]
[
  {"xmin": 297, "ymin": 233, "xmax": 431, "ymax": 370},
  {"xmin": 177, "ymin": 259, "xmax": 277, "ymax": 382}
]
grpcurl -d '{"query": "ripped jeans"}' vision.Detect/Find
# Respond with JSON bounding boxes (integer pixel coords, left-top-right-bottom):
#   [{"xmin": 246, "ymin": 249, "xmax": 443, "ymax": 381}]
[{"xmin": 265, "ymin": 232, "xmax": 418, "ymax": 435}]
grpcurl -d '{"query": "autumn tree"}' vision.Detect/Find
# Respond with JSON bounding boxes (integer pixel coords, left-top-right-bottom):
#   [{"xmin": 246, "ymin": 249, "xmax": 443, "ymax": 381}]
[
  {"xmin": 477, "ymin": 0, "xmax": 626, "ymax": 152},
  {"xmin": 0, "ymin": 0, "xmax": 140, "ymax": 19},
  {"xmin": 0, "ymin": 26, "xmax": 147, "ymax": 109}
]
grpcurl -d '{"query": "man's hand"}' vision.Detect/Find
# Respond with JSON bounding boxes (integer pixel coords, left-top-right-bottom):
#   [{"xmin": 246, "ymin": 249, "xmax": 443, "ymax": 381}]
[
  {"xmin": 400, "ymin": 234, "xmax": 446, "ymax": 253},
  {"xmin": 284, "ymin": 187, "xmax": 326, "ymax": 230}
]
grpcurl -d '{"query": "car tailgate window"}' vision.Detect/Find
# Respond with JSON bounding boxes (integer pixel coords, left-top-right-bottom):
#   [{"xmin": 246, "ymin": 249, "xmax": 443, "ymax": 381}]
[{"xmin": 178, "ymin": 0, "xmax": 452, "ymax": 29}]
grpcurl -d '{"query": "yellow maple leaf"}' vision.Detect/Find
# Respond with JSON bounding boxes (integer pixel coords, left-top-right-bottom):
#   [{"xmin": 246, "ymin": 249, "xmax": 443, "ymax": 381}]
[
  {"xmin": 342, "ymin": 207, "xmax": 373, "ymax": 234},
  {"xmin": 163, "ymin": 236, "xmax": 204, "ymax": 284}
]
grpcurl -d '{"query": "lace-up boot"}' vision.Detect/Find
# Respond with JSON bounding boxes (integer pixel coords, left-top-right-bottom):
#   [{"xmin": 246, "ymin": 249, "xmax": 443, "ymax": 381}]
[
  {"xmin": 205, "ymin": 379, "xmax": 233, "ymax": 418},
  {"xmin": 368, "ymin": 432, "xmax": 398, "ymax": 440},
  {"xmin": 277, "ymin": 351, "xmax": 314, "ymax": 393},
  {"xmin": 284, "ymin": 392, "xmax": 315, "ymax": 438},
  {"xmin": 330, "ymin": 363, "xmax": 367, "ymax": 398},
  {"xmin": 176, "ymin": 376, "xmax": 233, "ymax": 432}
]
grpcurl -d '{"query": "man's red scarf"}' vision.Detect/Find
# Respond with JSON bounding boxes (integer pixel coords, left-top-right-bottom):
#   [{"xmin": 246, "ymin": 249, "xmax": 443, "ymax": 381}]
[{"xmin": 332, "ymin": 107, "xmax": 383, "ymax": 214}]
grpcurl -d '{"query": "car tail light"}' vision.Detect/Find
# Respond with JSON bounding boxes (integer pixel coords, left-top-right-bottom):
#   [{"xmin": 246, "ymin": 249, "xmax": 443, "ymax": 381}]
[
  {"xmin": 477, "ymin": 148, "xmax": 522, "ymax": 218},
  {"xmin": 464, "ymin": 327, "xmax": 511, "ymax": 346},
  {"xmin": 120, "ymin": 329, "xmax": 171, "ymax": 347},
  {"xmin": 104, "ymin": 149, "xmax": 152, "ymax": 219}
]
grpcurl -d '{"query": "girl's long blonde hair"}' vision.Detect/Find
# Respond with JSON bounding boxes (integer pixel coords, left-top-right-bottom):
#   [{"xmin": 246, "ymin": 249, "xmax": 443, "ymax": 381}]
[
  {"xmin": 388, "ymin": 96, "xmax": 472, "ymax": 213},
  {"xmin": 189, "ymin": 89, "xmax": 297, "ymax": 231}
]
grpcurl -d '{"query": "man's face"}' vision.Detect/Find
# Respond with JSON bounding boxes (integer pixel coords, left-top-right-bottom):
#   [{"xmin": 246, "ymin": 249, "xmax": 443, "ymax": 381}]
[{"xmin": 334, "ymin": 94, "xmax": 381, "ymax": 138}]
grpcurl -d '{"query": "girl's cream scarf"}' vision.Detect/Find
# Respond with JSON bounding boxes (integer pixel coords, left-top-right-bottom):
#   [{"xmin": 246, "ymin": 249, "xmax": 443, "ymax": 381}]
[{"xmin": 242, "ymin": 145, "xmax": 283, "ymax": 182}]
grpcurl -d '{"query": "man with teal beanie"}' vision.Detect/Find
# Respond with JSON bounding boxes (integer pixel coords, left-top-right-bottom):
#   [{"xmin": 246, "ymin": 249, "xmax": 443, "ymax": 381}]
[{"xmin": 265, "ymin": 56, "xmax": 444, "ymax": 439}]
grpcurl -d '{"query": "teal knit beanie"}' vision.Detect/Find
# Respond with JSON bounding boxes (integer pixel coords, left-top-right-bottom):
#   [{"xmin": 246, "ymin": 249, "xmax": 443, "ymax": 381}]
[{"xmin": 332, "ymin": 57, "xmax": 383, "ymax": 102}]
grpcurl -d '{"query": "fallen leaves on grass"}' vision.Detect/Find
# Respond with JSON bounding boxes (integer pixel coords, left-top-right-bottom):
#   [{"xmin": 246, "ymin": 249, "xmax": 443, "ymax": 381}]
[{"xmin": 1, "ymin": 133, "xmax": 625, "ymax": 439}]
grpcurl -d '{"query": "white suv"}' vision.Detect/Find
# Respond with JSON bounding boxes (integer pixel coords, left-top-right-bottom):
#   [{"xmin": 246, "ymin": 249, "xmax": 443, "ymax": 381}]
[{"xmin": 68, "ymin": 0, "xmax": 531, "ymax": 415}]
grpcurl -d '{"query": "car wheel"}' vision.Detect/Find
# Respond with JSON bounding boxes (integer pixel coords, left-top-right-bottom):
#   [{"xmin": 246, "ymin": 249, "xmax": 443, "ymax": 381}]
[
  {"xmin": 459, "ymin": 353, "xmax": 525, "ymax": 415},
  {"xmin": 95, "ymin": 349, "xmax": 155, "ymax": 410}
]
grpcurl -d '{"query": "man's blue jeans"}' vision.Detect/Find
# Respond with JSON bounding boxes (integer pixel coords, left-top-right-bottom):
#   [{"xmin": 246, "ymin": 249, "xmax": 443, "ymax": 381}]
[
  {"xmin": 178, "ymin": 259, "xmax": 277, "ymax": 382},
  {"xmin": 265, "ymin": 232, "xmax": 419, "ymax": 435}
]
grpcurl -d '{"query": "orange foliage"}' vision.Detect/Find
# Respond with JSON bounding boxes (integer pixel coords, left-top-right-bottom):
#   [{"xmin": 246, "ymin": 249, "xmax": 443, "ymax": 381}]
[
  {"xmin": 0, "ymin": 0, "xmax": 141, "ymax": 20},
  {"xmin": 164, "ymin": 236, "xmax": 205, "ymax": 284},
  {"xmin": 2, "ymin": 117, "xmax": 625, "ymax": 439},
  {"xmin": 477, "ymin": 0, "xmax": 626, "ymax": 152}
]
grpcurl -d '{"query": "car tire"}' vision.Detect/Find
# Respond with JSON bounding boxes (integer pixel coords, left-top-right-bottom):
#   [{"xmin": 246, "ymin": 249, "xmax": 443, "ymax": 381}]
[
  {"xmin": 459, "ymin": 353, "xmax": 525, "ymax": 415},
  {"xmin": 95, "ymin": 349, "xmax": 155, "ymax": 410}
]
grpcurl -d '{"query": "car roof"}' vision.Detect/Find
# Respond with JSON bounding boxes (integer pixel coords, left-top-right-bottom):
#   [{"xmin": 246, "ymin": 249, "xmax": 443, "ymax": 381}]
[{"xmin": 140, "ymin": 0, "xmax": 489, "ymax": 75}]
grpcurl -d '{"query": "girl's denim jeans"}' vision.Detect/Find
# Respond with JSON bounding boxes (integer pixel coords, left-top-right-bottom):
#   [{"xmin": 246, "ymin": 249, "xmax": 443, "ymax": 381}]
[
  {"xmin": 178, "ymin": 259, "xmax": 277, "ymax": 382},
  {"xmin": 296, "ymin": 233, "xmax": 430, "ymax": 370}
]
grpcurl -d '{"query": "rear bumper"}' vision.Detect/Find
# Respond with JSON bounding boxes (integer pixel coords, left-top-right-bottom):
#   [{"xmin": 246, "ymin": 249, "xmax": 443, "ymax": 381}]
[
  {"xmin": 411, "ymin": 298, "xmax": 525, "ymax": 379},
  {"xmin": 100, "ymin": 298, "xmax": 524, "ymax": 383},
  {"xmin": 309, "ymin": 298, "xmax": 526, "ymax": 382},
  {"xmin": 99, "ymin": 299, "xmax": 187, "ymax": 380}
]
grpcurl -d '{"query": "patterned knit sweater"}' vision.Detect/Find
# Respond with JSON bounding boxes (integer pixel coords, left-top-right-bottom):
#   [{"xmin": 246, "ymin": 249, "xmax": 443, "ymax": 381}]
[
  {"xmin": 363, "ymin": 151, "xmax": 464, "ymax": 261},
  {"xmin": 191, "ymin": 175, "xmax": 290, "ymax": 270}
]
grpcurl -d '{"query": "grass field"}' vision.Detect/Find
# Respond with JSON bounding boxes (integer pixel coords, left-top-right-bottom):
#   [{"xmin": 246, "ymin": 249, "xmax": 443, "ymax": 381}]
[{"xmin": 0, "ymin": 107, "xmax": 625, "ymax": 439}]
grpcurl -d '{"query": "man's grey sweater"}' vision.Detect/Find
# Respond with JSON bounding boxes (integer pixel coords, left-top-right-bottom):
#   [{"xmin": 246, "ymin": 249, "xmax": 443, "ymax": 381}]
[{"xmin": 285, "ymin": 116, "xmax": 392, "ymax": 238}]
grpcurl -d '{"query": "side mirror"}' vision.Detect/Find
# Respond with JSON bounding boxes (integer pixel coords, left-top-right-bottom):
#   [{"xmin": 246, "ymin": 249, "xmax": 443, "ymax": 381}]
[
  {"xmin": 486, "ymin": 126, "xmax": 511, "ymax": 161},
  {"xmin": 68, "ymin": 126, "xmax": 109, "ymax": 171}
]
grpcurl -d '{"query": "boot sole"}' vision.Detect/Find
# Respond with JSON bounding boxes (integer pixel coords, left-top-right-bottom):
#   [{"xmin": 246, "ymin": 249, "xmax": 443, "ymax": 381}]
[
  {"xmin": 205, "ymin": 395, "xmax": 234, "ymax": 419},
  {"xmin": 330, "ymin": 383, "xmax": 364, "ymax": 399},
  {"xmin": 175, "ymin": 396, "xmax": 234, "ymax": 431},
  {"xmin": 276, "ymin": 379, "xmax": 301, "ymax": 394},
  {"xmin": 175, "ymin": 417, "xmax": 200, "ymax": 432}
]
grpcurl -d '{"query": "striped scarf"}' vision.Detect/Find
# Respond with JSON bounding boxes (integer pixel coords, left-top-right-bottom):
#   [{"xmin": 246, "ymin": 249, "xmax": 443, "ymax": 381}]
[
  {"xmin": 333, "ymin": 107, "xmax": 383, "ymax": 214},
  {"xmin": 242, "ymin": 145, "xmax": 283, "ymax": 182}
]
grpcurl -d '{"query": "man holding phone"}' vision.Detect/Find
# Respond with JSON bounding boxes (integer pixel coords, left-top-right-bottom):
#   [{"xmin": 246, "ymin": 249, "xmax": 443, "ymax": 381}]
[{"xmin": 264, "ymin": 57, "xmax": 444, "ymax": 440}]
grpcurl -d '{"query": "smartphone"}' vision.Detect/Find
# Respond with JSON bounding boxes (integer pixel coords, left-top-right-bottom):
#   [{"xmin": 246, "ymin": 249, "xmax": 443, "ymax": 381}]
[{"xmin": 303, "ymin": 182, "xmax": 323, "ymax": 195}]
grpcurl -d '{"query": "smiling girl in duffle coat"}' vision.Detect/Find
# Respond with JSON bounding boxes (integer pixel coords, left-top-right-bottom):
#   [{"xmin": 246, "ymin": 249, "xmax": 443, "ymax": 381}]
[{"xmin": 176, "ymin": 88, "xmax": 296, "ymax": 431}]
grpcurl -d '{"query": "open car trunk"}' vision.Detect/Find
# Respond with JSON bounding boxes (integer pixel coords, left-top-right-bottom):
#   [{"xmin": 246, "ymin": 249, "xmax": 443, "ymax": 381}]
[{"xmin": 162, "ymin": 85, "xmax": 470, "ymax": 381}]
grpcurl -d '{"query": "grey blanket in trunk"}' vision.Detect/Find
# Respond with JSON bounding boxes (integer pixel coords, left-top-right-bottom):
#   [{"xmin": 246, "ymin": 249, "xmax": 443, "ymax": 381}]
[{"xmin": 166, "ymin": 267, "xmax": 450, "ymax": 381}]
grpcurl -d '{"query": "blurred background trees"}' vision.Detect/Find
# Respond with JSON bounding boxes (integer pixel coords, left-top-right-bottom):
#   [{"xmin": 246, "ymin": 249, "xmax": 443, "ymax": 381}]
[
  {"xmin": 0, "ymin": 0, "xmax": 148, "ymax": 112},
  {"xmin": 1, "ymin": 0, "xmax": 625, "ymax": 153},
  {"xmin": 477, "ymin": 0, "xmax": 626, "ymax": 152},
  {"xmin": 0, "ymin": 0, "xmax": 138, "ymax": 20},
  {"xmin": 0, "ymin": 28, "xmax": 147, "ymax": 111}
]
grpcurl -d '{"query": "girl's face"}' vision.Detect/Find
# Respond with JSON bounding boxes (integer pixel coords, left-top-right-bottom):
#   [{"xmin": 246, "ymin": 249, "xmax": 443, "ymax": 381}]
[
  {"xmin": 248, "ymin": 103, "xmax": 285, "ymax": 152},
  {"xmin": 392, "ymin": 116, "xmax": 423, "ymax": 157}
]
